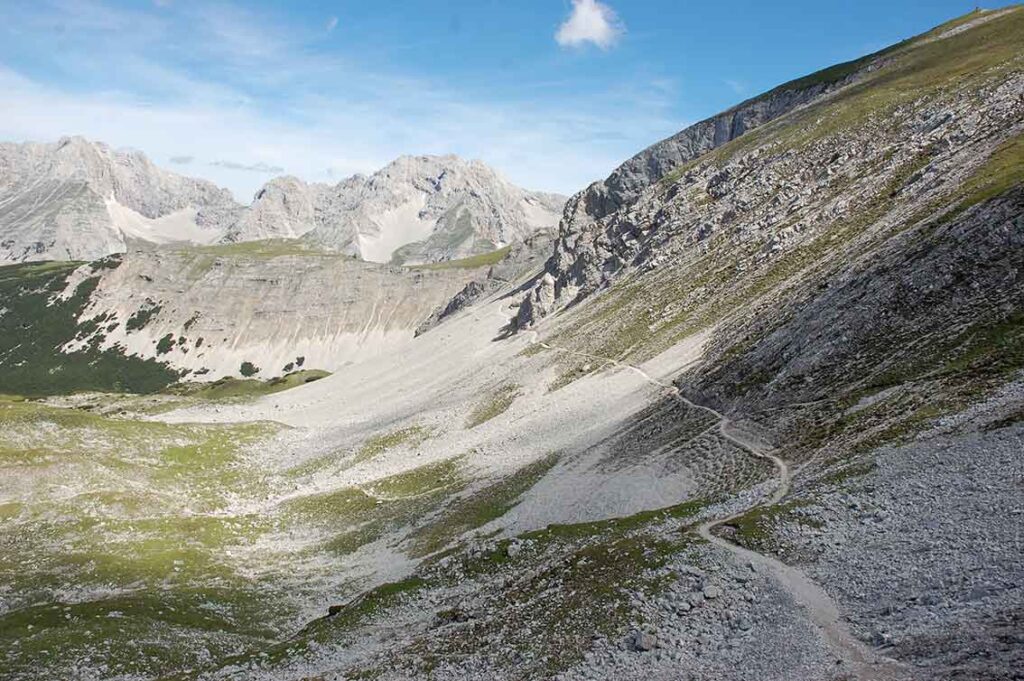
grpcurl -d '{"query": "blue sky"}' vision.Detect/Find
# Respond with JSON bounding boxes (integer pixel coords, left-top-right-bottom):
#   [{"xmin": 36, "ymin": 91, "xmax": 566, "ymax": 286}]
[{"xmin": 0, "ymin": 0, "xmax": 989, "ymax": 200}]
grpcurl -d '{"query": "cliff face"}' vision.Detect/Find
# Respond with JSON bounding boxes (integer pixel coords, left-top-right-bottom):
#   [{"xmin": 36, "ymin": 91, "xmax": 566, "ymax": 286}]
[
  {"xmin": 0, "ymin": 137, "xmax": 242, "ymax": 263},
  {"xmin": 60, "ymin": 243, "xmax": 481, "ymax": 380},
  {"xmin": 576, "ymin": 76, "xmax": 864, "ymax": 224}
]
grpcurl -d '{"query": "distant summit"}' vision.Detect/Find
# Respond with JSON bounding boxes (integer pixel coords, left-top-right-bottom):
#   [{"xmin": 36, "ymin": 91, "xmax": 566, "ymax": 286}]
[
  {"xmin": 225, "ymin": 154, "xmax": 567, "ymax": 264},
  {"xmin": 0, "ymin": 136, "xmax": 240, "ymax": 263},
  {"xmin": 0, "ymin": 139, "xmax": 566, "ymax": 265}
]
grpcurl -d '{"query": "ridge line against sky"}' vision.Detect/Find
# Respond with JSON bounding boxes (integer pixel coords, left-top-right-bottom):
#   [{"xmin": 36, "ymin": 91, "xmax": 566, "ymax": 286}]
[{"xmin": 0, "ymin": 0, "xmax": 990, "ymax": 201}]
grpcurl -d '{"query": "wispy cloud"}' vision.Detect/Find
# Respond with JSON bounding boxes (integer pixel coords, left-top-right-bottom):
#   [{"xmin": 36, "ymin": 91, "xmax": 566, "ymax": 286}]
[
  {"xmin": 211, "ymin": 160, "xmax": 285, "ymax": 174},
  {"xmin": 725, "ymin": 79, "xmax": 747, "ymax": 96},
  {"xmin": 326, "ymin": 16, "xmax": 338, "ymax": 33},
  {"xmin": 555, "ymin": 0, "xmax": 625, "ymax": 50},
  {"xmin": 169, "ymin": 155, "xmax": 193, "ymax": 165},
  {"xmin": 0, "ymin": 1, "xmax": 678, "ymax": 200}
]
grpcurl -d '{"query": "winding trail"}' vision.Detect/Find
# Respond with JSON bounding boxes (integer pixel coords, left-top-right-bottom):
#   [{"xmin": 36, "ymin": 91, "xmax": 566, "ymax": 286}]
[{"xmin": 527, "ymin": 331, "xmax": 908, "ymax": 680}]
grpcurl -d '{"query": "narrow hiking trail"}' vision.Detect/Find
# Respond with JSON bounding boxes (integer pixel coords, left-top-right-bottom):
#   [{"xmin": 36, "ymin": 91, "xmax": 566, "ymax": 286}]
[{"xmin": 526, "ymin": 331, "xmax": 908, "ymax": 679}]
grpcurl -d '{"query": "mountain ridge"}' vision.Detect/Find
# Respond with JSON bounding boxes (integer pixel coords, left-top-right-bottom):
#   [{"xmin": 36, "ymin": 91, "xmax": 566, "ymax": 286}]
[
  {"xmin": 0, "ymin": 137, "xmax": 565, "ymax": 265},
  {"xmin": 226, "ymin": 153, "xmax": 566, "ymax": 264}
]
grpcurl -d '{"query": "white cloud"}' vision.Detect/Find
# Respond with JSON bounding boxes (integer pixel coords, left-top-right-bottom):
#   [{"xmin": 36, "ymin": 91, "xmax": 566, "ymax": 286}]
[
  {"xmin": 326, "ymin": 16, "xmax": 338, "ymax": 32},
  {"xmin": 555, "ymin": 0, "xmax": 624, "ymax": 50}
]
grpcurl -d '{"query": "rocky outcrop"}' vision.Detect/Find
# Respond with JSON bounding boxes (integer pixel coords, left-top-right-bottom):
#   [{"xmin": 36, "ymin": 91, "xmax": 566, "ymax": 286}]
[
  {"xmin": 415, "ymin": 228, "xmax": 557, "ymax": 335},
  {"xmin": 0, "ymin": 137, "xmax": 242, "ymax": 263},
  {"xmin": 225, "ymin": 176, "xmax": 321, "ymax": 241},
  {"xmin": 415, "ymin": 279, "xmax": 489, "ymax": 337},
  {"xmin": 514, "ymin": 273, "xmax": 557, "ymax": 330},
  {"xmin": 233, "ymin": 155, "xmax": 566, "ymax": 265},
  {"xmin": 513, "ymin": 49, "xmax": 898, "ymax": 328},
  {"xmin": 0, "ymin": 142, "xmax": 565, "ymax": 266},
  {"xmin": 578, "ymin": 81, "xmax": 862, "ymax": 225}
]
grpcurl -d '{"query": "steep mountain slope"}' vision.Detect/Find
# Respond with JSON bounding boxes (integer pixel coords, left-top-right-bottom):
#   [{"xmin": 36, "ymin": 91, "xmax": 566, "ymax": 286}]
[
  {"xmin": 0, "ymin": 137, "xmax": 242, "ymax": 263},
  {"xmin": 516, "ymin": 7, "xmax": 1022, "ymax": 329},
  {"xmin": 225, "ymin": 155, "xmax": 566, "ymax": 264}
]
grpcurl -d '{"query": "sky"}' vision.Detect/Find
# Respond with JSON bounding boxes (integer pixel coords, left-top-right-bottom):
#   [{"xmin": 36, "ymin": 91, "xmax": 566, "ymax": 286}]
[{"xmin": 0, "ymin": 0, "xmax": 992, "ymax": 201}]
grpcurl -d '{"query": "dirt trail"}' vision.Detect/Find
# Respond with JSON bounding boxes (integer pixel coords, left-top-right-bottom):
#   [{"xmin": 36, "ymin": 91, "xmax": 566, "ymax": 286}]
[{"xmin": 528, "ymin": 332, "xmax": 908, "ymax": 679}]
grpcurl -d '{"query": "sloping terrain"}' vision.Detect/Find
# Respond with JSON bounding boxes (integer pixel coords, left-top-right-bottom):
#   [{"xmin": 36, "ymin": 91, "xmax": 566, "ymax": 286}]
[
  {"xmin": 0, "ymin": 8, "xmax": 1022, "ymax": 681},
  {"xmin": 0, "ymin": 239, "xmax": 491, "ymax": 392}
]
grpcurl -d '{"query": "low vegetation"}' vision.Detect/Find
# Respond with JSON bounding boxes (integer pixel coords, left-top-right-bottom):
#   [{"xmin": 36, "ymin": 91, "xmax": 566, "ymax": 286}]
[
  {"xmin": 465, "ymin": 383, "xmax": 520, "ymax": 428},
  {"xmin": 410, "ymin": 245, "xmax": 511, "ymax": 270},
  {"xmin": 409, "ymin": 453, "xmax": 559, "ymax": 557},
  {"xmin": 239, "ymin": 360, "xmax": 260, "ymax": 377},
  {"xmin": 189, "ymin": 238, "xmax": 337, "ymax": 258},
  {"xmin": 0, "ymin": 399, "xmax": 288, "ymax": 679},
  {"xmin": 0, "ymin": 262, "xmax": 179, "ymax": 396},
  {"xmin": 169, "ymin": 369, "xmax": 330, "ymax": 401},
  {"xmin": 354, "ymin": 424, "xmax": 435, "ymax": 464},
  {"xmin": 124, "ymin": 299, "xmax": 161, "ymax": 332}
]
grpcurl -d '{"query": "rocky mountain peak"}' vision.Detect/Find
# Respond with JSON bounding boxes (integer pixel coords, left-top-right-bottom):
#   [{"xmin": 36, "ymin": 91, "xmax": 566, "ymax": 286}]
[
  {"xmin": 0, "ymin": 137, "xmax": 242, "ymax": 263},
  {"xmin": 0, "ymin": 141, "xmax": 565, "ymax": 266},
  {"xmin": 230, "ymin": 153, "xmax": 567, "ymax": 265}
]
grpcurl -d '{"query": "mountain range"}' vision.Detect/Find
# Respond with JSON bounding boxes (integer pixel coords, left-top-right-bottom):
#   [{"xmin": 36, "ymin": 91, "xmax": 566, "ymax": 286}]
[{"xmin": 0, "ymin": 137, "xmax": 565, "ymax": 265}]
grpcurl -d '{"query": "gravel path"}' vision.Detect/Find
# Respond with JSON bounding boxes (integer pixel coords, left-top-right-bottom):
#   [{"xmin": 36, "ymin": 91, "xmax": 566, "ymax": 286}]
[{"xmin": 530, "ymin": 331, "xmax": 910, "ymax": 680}]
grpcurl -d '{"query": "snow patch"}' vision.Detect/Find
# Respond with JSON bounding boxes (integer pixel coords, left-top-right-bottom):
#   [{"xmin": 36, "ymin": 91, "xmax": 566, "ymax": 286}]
[
  {"xmin": 356, "ymin": 195, "xmax": 434, "ymax": 263},
  {"xmin": 105, "ymin": 197, "xmax": 220, "ymax": 245}
]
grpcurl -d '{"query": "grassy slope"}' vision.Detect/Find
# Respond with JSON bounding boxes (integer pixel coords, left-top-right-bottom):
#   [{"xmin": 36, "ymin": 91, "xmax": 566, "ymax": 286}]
[
  {"xmin": 0, "ymin": 399, "xmax": 287, "ymax": 679},
  {"xmin": 0, "ymin": 401, "xmax": 494, "ymax": 679},
  {"xmin": 169, "ymin": 369, "xmax": 331, "ymax": 401},
  {"xmin": 409, "ymin": 245, "xmax": 511, "ymax": 270}
]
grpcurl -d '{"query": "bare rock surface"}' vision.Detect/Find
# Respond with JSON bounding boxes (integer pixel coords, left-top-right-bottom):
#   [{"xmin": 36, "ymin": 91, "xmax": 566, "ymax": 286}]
[
  {"xmin": 0, "ymin": 141, "xmax": 565, "ymax": 266},
  {"xmin": 232, "ymin": 155, "xmax": 565, "ymax": 265},
  {"xmin": 63, "ymin": 243, "xmax": 481, "ymax": 380},
  {"xmin": 0, "ymin": 136, "xmax": 241, "ymax": 262}
]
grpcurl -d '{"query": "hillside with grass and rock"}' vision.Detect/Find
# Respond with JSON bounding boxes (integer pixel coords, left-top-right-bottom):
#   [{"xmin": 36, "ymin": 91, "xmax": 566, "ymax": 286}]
[{"xmin": 0, "ymin": 7, "xmax": 1022, "ymax": 681}]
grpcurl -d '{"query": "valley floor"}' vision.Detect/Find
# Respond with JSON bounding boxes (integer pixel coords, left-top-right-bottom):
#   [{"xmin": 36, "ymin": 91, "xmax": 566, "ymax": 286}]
[{"xmin": 2, "ymin": 291, "xmax": 1020, "ymax": 680}]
